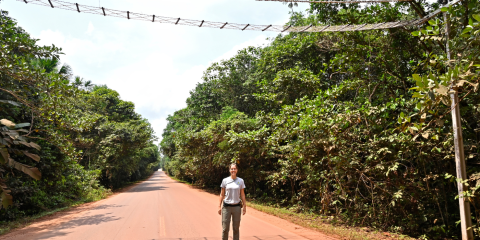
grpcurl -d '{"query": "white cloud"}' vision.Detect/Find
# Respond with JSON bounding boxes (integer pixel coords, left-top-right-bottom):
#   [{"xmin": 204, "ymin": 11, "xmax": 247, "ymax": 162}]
[
  {"xmin": 86, "ymin": 22, "xmax": 95, "ymax": 35},
  {"xmin": 36, "ymin": 26, "xmax": 126, "ymax": 79},
  {"xmin": 104, "ymin": 53, "xmax": 204, "ymax": 112},
  {"xmin": 149, "ymin": 118, "xmax": 169, "ymax": 139},
  {"xmin": 210, "ymin": 34, "xmax": 271, "ymax": 64},
  {"xmin": 36, "ymin": 29, "xmax": 66, "ymax": 48}
]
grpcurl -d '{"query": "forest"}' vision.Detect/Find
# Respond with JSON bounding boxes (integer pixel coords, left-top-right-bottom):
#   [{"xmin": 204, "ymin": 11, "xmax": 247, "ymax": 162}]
[
  {"xmin": 160, "ymin": 0, "xmax": 480, "ymax": 238},
  {"xmin": 0, "ymin": 9, "xmax": 160, "ymax": 221}
]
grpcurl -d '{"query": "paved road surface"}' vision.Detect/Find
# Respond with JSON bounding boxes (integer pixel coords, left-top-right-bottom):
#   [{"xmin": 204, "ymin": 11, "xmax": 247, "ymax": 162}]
[{"xmin": 1, "ymin": 171, "xmax": 335, "ymax": 240}]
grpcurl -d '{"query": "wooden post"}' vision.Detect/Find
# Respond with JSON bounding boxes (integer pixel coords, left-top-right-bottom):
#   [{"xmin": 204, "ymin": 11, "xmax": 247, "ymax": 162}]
[{"xmin": 444, "ymin": 10, "xmax": 474, "ymax": 240}]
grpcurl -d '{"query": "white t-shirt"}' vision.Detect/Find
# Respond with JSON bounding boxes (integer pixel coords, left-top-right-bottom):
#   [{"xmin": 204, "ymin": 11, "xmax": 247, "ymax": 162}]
[{"xmin": 220, "ymin": 176, "xmax": 246, "ymax": 205}]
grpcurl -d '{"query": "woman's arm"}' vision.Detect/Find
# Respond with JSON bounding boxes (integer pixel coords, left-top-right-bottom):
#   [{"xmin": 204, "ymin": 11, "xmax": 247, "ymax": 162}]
[
  {"xmin": 240, "ymin": 188, "xmax": 247, "ymax": 215},
  {"xmin": 218, "ymin": 188, "xmax": 225, "ymax": 215}
]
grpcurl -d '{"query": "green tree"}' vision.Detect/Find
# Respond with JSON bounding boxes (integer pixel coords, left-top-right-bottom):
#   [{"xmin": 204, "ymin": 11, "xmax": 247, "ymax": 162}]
[
  {"xmin": 0, "ymin": 9, "xmax": 157, "ymax": 220},
  {"xmin": 161, "ymin": 0, "xmax": 480, "ymax": 237}
]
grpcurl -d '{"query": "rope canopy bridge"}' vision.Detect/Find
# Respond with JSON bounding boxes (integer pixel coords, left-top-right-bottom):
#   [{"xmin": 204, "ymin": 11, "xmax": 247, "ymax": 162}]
[{"xmin": 18, "ymin": 0, "xmax": 461, "ymax": 32}]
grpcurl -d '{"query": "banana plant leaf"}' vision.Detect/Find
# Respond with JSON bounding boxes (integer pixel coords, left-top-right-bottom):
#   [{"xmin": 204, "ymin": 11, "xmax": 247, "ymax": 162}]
[
  {"xmin": 8, "ymin": 157, "xmax": 41, "ymax": 180},
  {"xmin": 23, "ymin": 151, "xmax": 41, "ymax": 162}
]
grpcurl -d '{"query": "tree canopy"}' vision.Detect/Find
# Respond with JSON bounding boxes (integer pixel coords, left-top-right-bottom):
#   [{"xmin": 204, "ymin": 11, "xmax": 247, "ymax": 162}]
[
  {"xmin": 0, "ymin": 10, "xmax": 160, "ymax": 220},
  {"xmin": 161, "ymin": 0, "xmax": 480, "ymax": 238}
]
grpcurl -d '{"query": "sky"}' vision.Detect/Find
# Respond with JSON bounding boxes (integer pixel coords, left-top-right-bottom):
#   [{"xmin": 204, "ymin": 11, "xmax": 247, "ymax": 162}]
[{"xmin": 0, "ymin": 0, "xmax": 309, "ymax": 143}]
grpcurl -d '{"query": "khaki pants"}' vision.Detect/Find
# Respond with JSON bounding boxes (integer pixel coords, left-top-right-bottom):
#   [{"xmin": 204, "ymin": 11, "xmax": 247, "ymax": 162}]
[{"xmin": 222, "ymin": 206, "xmax": 241, "ymax": 240}]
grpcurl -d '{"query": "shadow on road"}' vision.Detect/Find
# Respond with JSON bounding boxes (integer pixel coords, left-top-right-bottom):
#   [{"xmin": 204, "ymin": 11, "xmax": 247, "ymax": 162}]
[
  {"xmin": 126, "ymin": 185, "xmax": 168, "ymax": 193},
  {"xmin": 122, "ymin": 172, "xmax": 171, "ymax": 193},
  {"xmin": 93, "ymin": 204, "xmax": 125, "ymax": 210},
  {"xmin": 34, "ymin": 213, "xmax": 121, "ymax": 239},
  {"xmin": 156, "ymin": 181, "xmax": 183, "ymax": 184}
]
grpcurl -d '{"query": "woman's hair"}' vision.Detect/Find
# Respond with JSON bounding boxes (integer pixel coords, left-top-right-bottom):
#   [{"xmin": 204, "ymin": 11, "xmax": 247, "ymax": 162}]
[{"xmin": 229, "ymin": 163, "xmax": 237, "ymax": 169}]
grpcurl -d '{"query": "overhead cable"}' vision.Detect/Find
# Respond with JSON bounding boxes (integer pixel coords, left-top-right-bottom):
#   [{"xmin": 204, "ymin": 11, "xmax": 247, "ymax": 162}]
[{"xmin": 18, "ymin": 0, "xmax": 462, "ymax": 33}]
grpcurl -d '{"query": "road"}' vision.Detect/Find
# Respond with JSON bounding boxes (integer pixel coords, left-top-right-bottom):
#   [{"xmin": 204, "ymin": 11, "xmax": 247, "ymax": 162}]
[{"xmin": 1, "ymin": 171, "xmax": 335, "ymax": 240}]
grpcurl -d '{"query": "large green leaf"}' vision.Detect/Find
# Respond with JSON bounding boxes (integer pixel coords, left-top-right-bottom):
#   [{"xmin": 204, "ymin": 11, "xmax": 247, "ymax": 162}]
[
  {"xmin": 473, "ymin": 14, "xmax": 480, "ymax": 22},
  {"xmin": 14, "ymin": 123, "xmax": 31, "ymax": 129},
  {"xmin": 412, "ymin": 74, "xmax": 424, "ymax": 88}
]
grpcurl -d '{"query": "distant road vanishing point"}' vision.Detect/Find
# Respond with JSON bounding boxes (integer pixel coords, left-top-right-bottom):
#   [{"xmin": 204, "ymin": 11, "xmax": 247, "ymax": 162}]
[{"xmin": 0, "ymin": 171, "xmax": 335, "ymax": 240}]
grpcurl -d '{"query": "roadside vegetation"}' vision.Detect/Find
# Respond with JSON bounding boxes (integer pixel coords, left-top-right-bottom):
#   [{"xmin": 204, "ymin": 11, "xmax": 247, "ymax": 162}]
[
  {"xmin": 161, "ymin": 1, "xmax": 480, "ymax": 238},
  {"xmin": 248, "ymin": 201, "xmax": 415, "ymax": 240},
  {"xmin": 0, "ymin": 8, "xmax": 160, "ymax": 224}
]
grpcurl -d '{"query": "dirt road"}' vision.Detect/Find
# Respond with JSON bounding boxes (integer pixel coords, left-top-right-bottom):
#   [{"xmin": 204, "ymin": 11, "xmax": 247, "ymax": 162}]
[{"xmin": 1, "ymin": 171, "xmax": 335, "ymax": 240}]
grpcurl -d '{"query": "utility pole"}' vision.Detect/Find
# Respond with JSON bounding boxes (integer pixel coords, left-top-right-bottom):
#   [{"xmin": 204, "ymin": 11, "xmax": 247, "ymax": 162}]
[{"xmin": 443, "ymin": 3, "xmax": 473, "ymax": 239}]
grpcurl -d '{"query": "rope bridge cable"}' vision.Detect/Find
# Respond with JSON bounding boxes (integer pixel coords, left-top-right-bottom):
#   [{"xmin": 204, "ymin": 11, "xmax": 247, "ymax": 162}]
[
  {"xmin": 18, "ymin": 0, "xmax": 462, "ymax": 33},
  {"xmin": 256, "ymin": 0, "xmax": 413, "ymax": 3}
]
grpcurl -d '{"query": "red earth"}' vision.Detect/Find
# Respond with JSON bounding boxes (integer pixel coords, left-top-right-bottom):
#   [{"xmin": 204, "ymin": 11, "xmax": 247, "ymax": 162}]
[{"xmin": 0, "ymin": 171, "xmax": 336, "ymax": 240}]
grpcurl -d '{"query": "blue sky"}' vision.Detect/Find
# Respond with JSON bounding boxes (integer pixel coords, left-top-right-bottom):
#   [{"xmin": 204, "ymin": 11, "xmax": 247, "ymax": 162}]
[{"xmin": 1, "ymin": 0, "xmax": 308, "ymax": 142}]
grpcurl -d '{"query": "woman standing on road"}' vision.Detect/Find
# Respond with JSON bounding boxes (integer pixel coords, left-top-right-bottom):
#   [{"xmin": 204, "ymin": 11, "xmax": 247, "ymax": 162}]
[{"xmin": 218, "ymin": 163, "xmax": 246, "ymax": 240}]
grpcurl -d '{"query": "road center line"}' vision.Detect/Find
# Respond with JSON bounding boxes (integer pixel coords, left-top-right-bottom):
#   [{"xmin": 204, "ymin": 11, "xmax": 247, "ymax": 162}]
[{"xmin": 159, "ymin": 216, "xmax": 166, "ymax": 237}]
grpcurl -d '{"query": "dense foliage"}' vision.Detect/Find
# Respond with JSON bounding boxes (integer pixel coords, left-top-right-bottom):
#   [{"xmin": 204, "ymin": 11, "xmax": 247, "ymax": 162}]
[
  {"xmin": 161, "ymin": 0, "xmax": 480, "ymax": 238},
  {"xmin": 0, "ymin": 10, "xmax": 159, "ymax": 221}
]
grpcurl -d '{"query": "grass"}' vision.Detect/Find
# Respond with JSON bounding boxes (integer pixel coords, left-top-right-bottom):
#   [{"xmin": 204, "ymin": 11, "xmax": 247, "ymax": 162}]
[
  {"xmin": 248, "ymin": 201, "xmax": 417, "ymax": 240},
  {"xmin": 169, "ymin": 175, "xmax": 193, "ymax": 186}
]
